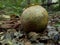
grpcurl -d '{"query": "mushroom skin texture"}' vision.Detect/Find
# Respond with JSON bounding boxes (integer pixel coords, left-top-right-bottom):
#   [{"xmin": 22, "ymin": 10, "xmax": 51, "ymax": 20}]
[{"xmin": 21, "ymin": 5, "xmax": 48, "ymax": 33}]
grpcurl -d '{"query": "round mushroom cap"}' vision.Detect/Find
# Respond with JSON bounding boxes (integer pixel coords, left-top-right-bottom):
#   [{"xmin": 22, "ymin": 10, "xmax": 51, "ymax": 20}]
[{"xmin": 21, "ymin": 5, "xmax": 48, "ymax": 33}]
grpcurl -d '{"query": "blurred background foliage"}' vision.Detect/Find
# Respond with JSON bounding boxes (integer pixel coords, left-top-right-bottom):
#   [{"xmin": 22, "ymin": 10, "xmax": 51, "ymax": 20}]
[{"xmin": 0, "ymin": 0, "xmax": 60, "ymax": 16}]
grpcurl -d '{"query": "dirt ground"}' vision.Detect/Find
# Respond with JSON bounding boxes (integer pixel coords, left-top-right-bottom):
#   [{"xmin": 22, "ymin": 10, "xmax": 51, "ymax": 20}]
[{"xmin": 0, "ymin": 13, "xmax": 60, "ymax": 45}]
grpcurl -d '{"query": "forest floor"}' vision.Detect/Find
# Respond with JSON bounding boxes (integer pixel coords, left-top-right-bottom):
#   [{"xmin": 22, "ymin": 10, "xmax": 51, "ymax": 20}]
[{"xmin": 0, "ymin": 12, "xmax": 60, "ymax": 45}]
